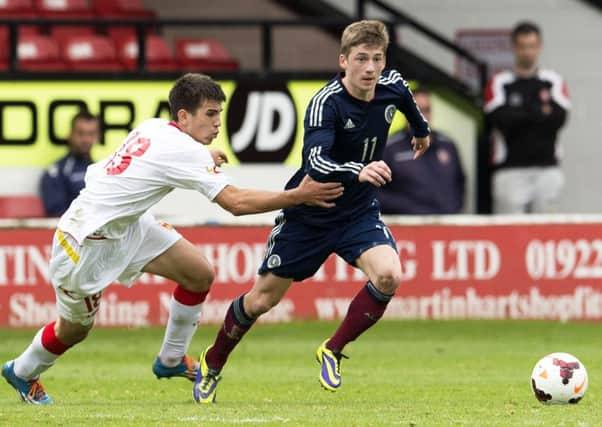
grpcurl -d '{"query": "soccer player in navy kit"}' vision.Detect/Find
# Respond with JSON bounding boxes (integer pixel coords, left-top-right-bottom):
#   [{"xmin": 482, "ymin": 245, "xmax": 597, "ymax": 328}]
[{"xmin": 194, "ymin": 20, "xmax": 431, "ymax": 403}]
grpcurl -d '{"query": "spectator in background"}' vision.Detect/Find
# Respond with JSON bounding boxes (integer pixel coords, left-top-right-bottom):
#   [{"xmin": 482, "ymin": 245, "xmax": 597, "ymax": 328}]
[
  {"xmin": 484, "ymin": 21, "xmax": 570, "ymax": 214},
  {"xmin": 39, "ymin": 111, "xmax": 100, "ymax": 216},
  {"xmin": 377, "ymin": 88, "xmax": 465, "ymax": 214}
]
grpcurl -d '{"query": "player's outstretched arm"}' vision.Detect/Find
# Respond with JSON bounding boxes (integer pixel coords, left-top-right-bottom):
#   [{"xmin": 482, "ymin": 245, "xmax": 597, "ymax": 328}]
[
  {"xmin": 358, "ymin": 160, "xmax": 392, "ymax": 187},
  {"xmin": 214, "ymin": 176, "xmax": 344, "ymax": 216}
]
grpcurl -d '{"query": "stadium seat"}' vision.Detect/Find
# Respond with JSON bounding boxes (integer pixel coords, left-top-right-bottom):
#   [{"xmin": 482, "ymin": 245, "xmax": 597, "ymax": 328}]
[
  {"xmin": 33, "ymin": 0, "xmax": 93, "ymax": 17},
  {"xmin": 0, "ymin": 195, "xmax": 45, "ymax": 218},
  {"xmin": 175, "ymin": 38, "xmax": 239, "ymax": 72},
  {"xmin": 60, "ymin": 35, "xmax": 124, "ymax": 71},
  {"xmin": 92, "ymin": 0, "xmax": 155, "ymax": 18},
  {"xmin": 0, "ymin": 0, "xmax": 39, "ymax": 37},
  {"xmin": 115, "ymin": 34, "xmax": 177, "ymax": 71},
  {"xmin": 0, "ymin": 39, "xmax": 6, "ymax": 70},
  {"xmin": 106, "ymin": 25, "xmax": 136, "ymax": 41},
  {"xmin": 0, "ymin": 0, "xmax": 35, "ymax": 16},
  {"xmin": 18, "ymin": 34, "xmax": 65, "ymax": 70},
  {"xmin": 0, "ymin": 27, "xmax": 40, "ymax": 70},
  {"xmin": 49, "ymin": 24, "xmax": 95, "ymax": 47},
  {"xmin": 105, "ymin": 24, "xmax": 155, "ymax": 44},
  {"xmin": 0, "ymin": 25, "xmax": 39, "ymax": 40}
]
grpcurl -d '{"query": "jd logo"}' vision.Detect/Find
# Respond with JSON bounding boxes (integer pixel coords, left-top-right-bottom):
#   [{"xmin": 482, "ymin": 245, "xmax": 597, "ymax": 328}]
[{"xmin": 227, "ymin": 81, "xmax": 296, "ymax": 163}]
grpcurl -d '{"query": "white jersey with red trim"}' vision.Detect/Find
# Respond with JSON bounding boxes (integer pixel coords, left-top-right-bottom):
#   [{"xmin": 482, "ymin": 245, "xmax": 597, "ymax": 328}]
[{"xmin": 58, "ymin": 118, "xmax": 230, "ymax": 243}]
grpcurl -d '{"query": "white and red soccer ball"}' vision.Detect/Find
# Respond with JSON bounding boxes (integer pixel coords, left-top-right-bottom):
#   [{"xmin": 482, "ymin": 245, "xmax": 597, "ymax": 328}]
[{"xmin": 531, "ymin": 352, "xmax": 588, "ymax": 404}]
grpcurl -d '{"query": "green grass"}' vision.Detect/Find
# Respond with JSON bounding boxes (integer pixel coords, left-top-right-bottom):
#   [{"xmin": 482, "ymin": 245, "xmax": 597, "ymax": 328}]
[{"xmin": 0, "ymin": 320, "xmax": 600, "ymax": 426}]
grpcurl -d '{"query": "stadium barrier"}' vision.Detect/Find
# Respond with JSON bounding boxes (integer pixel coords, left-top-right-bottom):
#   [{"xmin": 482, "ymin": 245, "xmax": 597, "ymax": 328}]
[{"xmin": 1, "ymin": 215, "xmax": 602, "ymax": 327}]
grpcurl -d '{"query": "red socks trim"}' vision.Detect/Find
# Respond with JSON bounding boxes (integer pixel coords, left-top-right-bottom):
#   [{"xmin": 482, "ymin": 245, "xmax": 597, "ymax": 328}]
[
  {"xmin": 41, "ymin": 321, "xmax": 71, "ymax": 355},
  {"xmin": 173, "ymin": 285, "xmax": 209, "ymax": 306}
]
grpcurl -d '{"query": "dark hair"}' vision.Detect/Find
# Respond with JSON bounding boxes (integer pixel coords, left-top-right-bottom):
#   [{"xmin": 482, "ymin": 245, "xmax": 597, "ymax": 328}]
[
  {"xmin": 511, "ymin": 21, "xmax": 541, "ymax": 43},
  {"xmin": 71, "ymin": 110, "xmax": 98, "ymax": 129},
  {"xmin": 169, "ymin": 73, "xmax": 226, "ymax": 121}
]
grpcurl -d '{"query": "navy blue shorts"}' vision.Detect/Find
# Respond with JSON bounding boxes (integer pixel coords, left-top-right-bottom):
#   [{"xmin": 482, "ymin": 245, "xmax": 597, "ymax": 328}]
[{"xmin": 258, "ymin": 208, "xmax": 397, "ymax": 281}]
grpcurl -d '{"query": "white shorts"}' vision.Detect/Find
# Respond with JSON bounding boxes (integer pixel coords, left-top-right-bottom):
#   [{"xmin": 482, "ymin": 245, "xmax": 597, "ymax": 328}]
[
  {"xmin": 493, "ymin": 167, "xmax": 564, "ymax": 214},
  {"xmin": 49, "ymin": 212, "xmax": 181, "ymax": 325}
]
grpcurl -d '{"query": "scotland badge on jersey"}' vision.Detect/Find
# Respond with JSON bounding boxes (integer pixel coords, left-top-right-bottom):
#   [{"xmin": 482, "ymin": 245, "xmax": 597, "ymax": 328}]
[{"xmin": 384, "ymin": 104, "xmax": 396, "ymax": 123}]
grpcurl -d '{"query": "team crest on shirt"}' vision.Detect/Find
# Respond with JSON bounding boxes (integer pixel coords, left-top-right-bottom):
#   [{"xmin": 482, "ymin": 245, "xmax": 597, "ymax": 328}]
[
  {"xmin": 539, "ymin": 88, "xmax": 551, "ymax": 103},
  {"xmin": 509, "ymin": 92, "xmax": 523, "ymax": 107},
  {"xmin": 159, "ymin": 221, "xmax": 174, "ymax": 230},
  {"xmin": 384, "ymin": 104, "xmax": 396, "ymax": 124},
  {"xmin": 436, "ymin": 148, "xmax": 451, "ymax": 165},
  {"xmin": 267, "ymin": 254, "xmax": 281, "ymax": 268}
]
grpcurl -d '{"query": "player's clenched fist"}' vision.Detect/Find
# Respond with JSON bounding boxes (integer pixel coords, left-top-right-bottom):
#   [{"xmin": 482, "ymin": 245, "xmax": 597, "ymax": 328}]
[
  {"xmin": 359, "ymin": 160, "xmax": 392, "ymax": 187},
  {"xmin": 411, "ymin": 135, "xmax": 430, "ymax": 159}
]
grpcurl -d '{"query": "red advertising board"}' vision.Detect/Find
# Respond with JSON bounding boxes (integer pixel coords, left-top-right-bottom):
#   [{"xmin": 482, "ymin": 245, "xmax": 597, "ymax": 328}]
[{"xmin": 1, "ymin": 223, "xmax": 602, "ymax": 327}]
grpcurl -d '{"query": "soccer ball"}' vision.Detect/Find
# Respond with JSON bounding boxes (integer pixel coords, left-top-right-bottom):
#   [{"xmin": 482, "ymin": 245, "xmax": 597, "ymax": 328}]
[{"xmin": 530, "ymin": 352, "xmax": 588, "ymax": 404}]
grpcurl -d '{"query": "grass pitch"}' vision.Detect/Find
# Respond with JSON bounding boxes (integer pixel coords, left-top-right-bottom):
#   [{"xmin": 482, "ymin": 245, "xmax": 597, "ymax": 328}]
[{"xmin": 0, "ymin": 320, "xmax": 600, "ymax": 426}]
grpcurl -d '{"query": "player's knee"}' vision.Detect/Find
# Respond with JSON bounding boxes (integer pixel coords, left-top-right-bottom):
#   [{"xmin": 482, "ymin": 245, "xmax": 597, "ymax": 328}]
[
  {"xmin": 373, "ymin": 269, "xmax": 402, "ymax": 295},
  {"xmin": 247, "ymin": 293, "xmax": 279, "ymax": 317},
  {"xmin": 195, "ymin": 269, "xmax": 215, "ymax": 291},
  {"xmin": 182, "ymin": 265, "xmax": 215, "ymax": 292}
]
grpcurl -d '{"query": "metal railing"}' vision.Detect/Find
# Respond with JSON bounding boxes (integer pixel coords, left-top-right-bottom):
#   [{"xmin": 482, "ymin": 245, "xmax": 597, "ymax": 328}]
[
  {"xmin": 1, "ymin": 17, "xmax": 376, "ymax": 73},
  {"xmin": 355, "ymin": 0, "xmax": 488, "ymax": 92},
  {"xmin": 1, "ymin": 15, "xmax": 486, "ymax": 90}
]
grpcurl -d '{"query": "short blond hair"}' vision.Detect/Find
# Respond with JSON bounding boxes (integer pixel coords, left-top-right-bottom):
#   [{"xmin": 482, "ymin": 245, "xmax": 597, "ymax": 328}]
[{"xmin": 340, "ymin": 20, "xmax": 389, "ymax": 56}]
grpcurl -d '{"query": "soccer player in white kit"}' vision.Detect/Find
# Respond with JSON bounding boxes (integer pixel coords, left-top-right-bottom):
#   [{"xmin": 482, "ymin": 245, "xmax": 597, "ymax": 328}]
[{"xmin": 1, "ymin": 73, "xmax": 344, "ymax": 404}]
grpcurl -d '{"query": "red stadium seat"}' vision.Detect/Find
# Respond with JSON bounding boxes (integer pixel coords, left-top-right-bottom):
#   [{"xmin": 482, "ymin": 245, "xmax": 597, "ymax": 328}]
[
  {"xmin": 105, "ymin": 24, "xmax": 155, "ymax": 44},
  {"xmin": 33, "ymin": 0, "xmax": 93, "ymax": 17},
  {"xmin": 175, "ymin": 38, "xmax": 239, "ymax": 72},
  {"xmin": 92, "ymin": 0, "xmax": 155, "ymax": 18},
  {"xmin": 0, "ymin": 27, "xmax": 40, "ymax": 70},
  {"xmin": 0, "ymin": 25, "xmax": 40, "ymax": 48},
  {"xmin": 106, "ymin": 25, "xmax": 136, "ymax": 41},
  {"xmin": 115, "ymin": 34, "xmax": 176, "ymax": 71},
  {"xmin": 0, "ymin": 0, "xmax": 39, "ymax": 36},
  {"xmin": 18, "ymin": 34, "xmax": 65, "ymax": 70},
  {"xmin": 99, "ymin": 3, "xmax": 156, "ymax": 42},
  {"xmin": 49, "ymin": 24, "xmax": 95, "ymax": 46},
  {"xmin": 60, "ymin": 35, "xmax": 124, "ymax": 71},
  {"xmin": 0, "ymin": 195, "xmax": 45, "ymax": 218},
  {"xmin": 0, "ymin": 38, "xmax": 6, "ymax": 70},
  {"xmin": 0, "ymin": 0, "xmax": 35, "ymax": 16},
  {"xmin": 0, "ymin": 25, "xmax": 39, "ymax": 40}
]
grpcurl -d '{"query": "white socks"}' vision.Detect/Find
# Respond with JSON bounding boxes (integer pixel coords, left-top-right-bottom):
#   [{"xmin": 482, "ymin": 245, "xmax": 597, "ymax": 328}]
[
  {"xmin": 158, "ymin": 297, "xmax": 202, "ymax": 367},
  {"xmin": 13, "ymin": 327, "xmax": 60, "ymax": 380},
  {"xmin": 11, "ymin": 297, "xmax": 202, "ymax": 378}
]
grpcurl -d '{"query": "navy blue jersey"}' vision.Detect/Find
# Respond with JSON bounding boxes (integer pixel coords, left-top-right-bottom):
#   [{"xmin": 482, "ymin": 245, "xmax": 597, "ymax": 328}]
[
  {"xmin": 39, "ymin": 153, "xmax": 91, "ymax": 217},
  {"xmin": 377, "ymin": 129, "xmax": 465, "ymax": 214},
  {"xmin": 283, "ymin": 70, "xmax": 430, "ymax": 226}
]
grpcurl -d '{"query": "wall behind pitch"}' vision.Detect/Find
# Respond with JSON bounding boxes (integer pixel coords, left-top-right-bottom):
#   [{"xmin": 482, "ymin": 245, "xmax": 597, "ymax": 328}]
[{"xmin": 3, "ymin": 219, "xmax": 602, "ymax": 326}]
